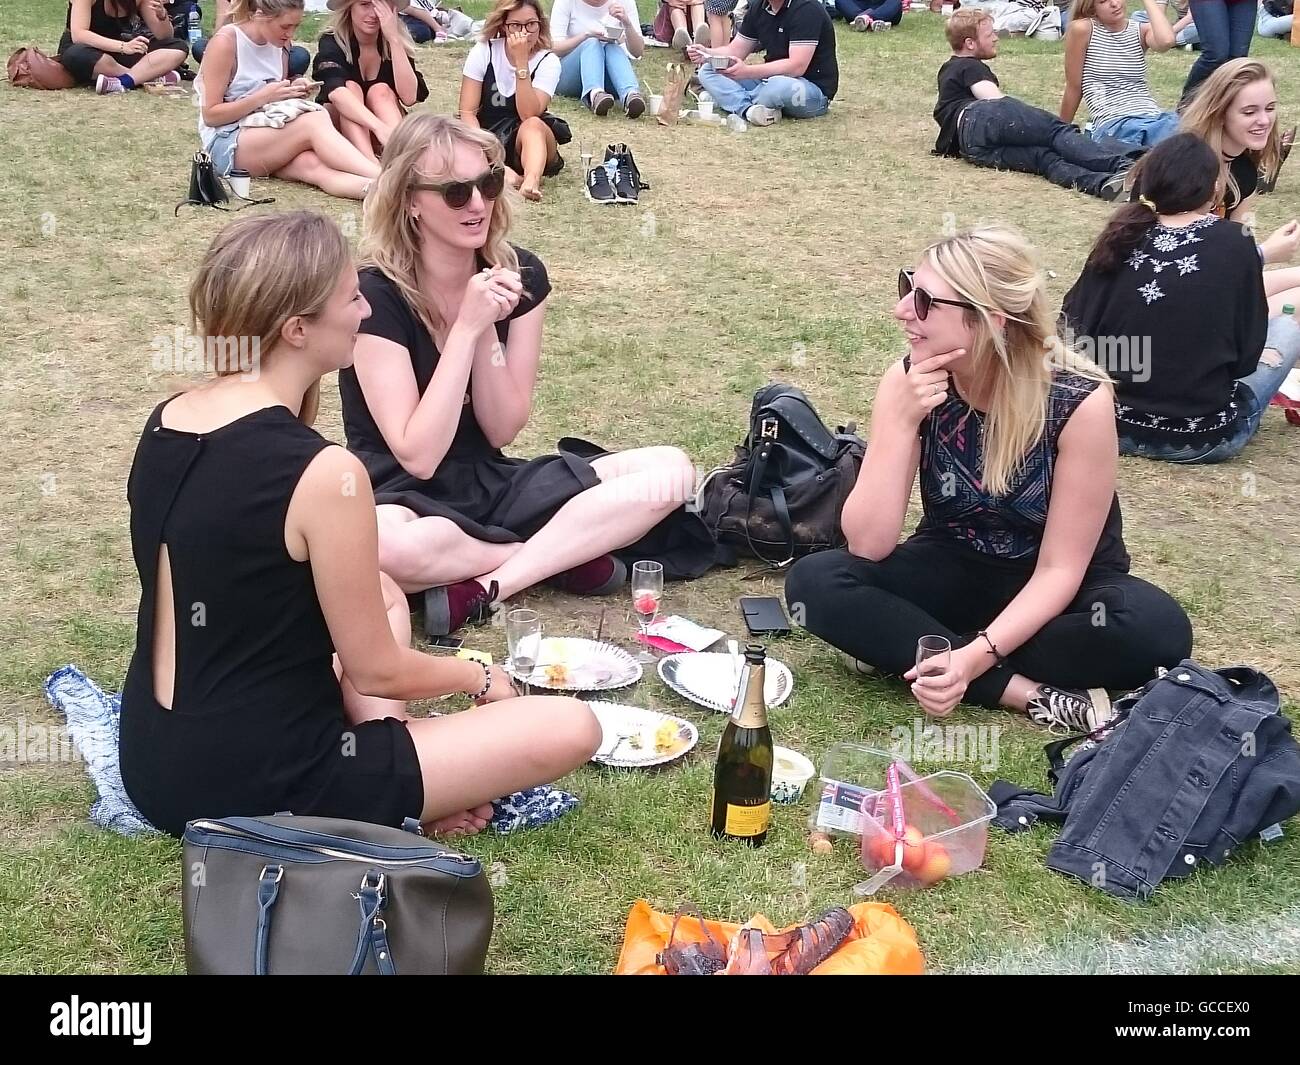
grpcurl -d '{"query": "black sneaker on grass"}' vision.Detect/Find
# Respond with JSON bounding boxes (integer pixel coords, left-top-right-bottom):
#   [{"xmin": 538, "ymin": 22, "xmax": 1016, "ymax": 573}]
[
  {"xmin": 604, "ymin": 143, "xmax": 646, "ymax": 204},
  {"xmin": 585, "ymin": 160, "xmax": 619, "ymax": 204}
]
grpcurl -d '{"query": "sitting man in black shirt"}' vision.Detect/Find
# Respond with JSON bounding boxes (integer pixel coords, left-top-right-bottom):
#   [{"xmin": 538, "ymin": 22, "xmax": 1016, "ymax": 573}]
[
  {"xmin": 934, "ymin": 9, "xmax": 1138, "ymax": 200},
  {"xmin": 687, "ymin": 0, "xmax": 837, "ymax": 126}
]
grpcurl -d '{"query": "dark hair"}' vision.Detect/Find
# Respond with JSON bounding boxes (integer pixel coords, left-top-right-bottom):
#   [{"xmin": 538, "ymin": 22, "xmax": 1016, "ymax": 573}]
[{"xmin": 1083, "ymin": 133, "xmax": 1220, "ymax": 273}]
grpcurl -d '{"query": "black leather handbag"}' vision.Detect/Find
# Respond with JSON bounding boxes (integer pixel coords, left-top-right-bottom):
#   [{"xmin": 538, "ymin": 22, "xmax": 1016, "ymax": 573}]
[
  {"xmin": 176, "ymin": 151, "xmax": 275, "ymax": 214},
  {"xmin": 697, "ymin": 384, "xmax": 865, "ymax": 567},
  {"xmin": 182, "ymin": 815, "xmax": 494, "ymax": 974}
]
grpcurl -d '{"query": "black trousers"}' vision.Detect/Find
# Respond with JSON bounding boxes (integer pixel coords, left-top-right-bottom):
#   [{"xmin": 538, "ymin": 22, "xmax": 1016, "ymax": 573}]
[
  {"xmin": 58, "ymin": 32, "xmax": 189, "ymax": 85},
  {"xmin": 784, "ymin": 536, "xmax": 1193, "ymax": 709},
  {"xmin": 958, "ymin": 97, "xmax": 1141, "ymax": 198}
]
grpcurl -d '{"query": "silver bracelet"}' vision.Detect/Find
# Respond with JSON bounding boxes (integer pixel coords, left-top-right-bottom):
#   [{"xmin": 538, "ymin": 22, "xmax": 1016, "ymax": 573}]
[{"xmin": 467, "ymin": 661, "xmax": 492, "ymax": 700}]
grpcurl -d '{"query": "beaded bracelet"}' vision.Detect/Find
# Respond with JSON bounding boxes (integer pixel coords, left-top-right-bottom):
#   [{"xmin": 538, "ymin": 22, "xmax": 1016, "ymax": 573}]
[{"xmin": 467, "ymin": 661, "xmax": 493, "ymax": 701}]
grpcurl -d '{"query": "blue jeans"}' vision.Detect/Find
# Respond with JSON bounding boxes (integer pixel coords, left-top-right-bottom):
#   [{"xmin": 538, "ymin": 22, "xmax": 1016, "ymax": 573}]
[
  {"xmin": 1256, "ymin": 2, "xmax": 1293, "ymax": 36},
  {"xmin": 192, "ymin": 38, "xmax": 310, "ymax": 78},
  {"xmin": 556, "ymin": 39, "xmax": 640, "ymax": 106},
  {"xmin": 402, "ymin": 13, "xmax": 436, "ymax": 43},
  {"xmin": 1091, "ymin": 110, "xmax": 1182, "ymax": 149},
  {"xmin": 1132, "ymin": 9, "xmax": 1201, "ymax": 45},
  {"xmin": 1119, "ymin": 316, "xmax": 1300, "ymax": 462},
  {"xmin": 833, "ymin": 0, "xmax": 903, "ymax": 22},
  {"xmin": 696, "ymin": 65, "xmax": 830, "ymax": 118},
  {"xmin": 1181, "ymin": 0, "xmax": 1256, "ymax": 103}
]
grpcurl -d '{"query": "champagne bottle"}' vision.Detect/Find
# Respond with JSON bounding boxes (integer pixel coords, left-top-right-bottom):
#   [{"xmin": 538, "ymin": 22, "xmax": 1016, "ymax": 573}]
[{"xmin": 710, "ymin": 644, "xmax": 774, "ymax": 846}]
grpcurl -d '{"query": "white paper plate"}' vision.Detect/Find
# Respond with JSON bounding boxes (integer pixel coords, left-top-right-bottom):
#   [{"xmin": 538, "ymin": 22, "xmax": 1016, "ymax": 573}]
[
  {"xmin": 506, "ymin": 637, "xmax": 642, "ymax": 692},
  {"xmin": 657, "ymin": 652, "xmax": 794, "ymax": 714},
  {"xmin": 588, "ymin": 702, "xmax": 699, "ymax": 768}
]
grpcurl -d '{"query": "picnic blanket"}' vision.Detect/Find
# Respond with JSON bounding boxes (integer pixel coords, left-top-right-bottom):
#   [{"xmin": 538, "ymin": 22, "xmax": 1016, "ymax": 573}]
[{"xmin": 43, "ymin": 665, "xmax": 578, "ymax": 837}]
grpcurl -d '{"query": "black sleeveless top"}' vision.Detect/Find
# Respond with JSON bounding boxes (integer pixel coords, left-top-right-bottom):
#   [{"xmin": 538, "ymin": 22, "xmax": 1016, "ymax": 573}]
[
  {"xmin": 913, "ymin": 368, "xmax": 1130, "ymax": 572},
  {"xmin": 65, "ymin": 0, "xmax": 142, "ymax": 40},
  {"xmin": 119, "ymin": 401, "xmax": 350, "ymax": 833}
]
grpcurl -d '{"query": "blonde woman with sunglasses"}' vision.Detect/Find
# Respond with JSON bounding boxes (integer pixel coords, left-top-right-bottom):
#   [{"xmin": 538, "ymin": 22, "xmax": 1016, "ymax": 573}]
[
  {"xmin": 342, "ymin": 115, "xmax": 705, "ymax": 636},
  {"xmin": 786, "ymin": 225, "xmax": 1191, "ymax": 732}
]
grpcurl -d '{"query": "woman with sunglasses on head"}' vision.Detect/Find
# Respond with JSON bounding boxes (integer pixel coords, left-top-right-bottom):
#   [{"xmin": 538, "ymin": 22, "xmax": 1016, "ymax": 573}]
[
  {"xmin": 120, "ymin": 210, "xmax": 601, "ymax": 840},
  {"xmin": 342, "ymin": 115, "xmax": 705, "ymax": 636},
  {"xmin": 312, "ymin": 0, "xmax": 429, "ymax": 164},
  {"xmin": 1063, "ymin": 132, "xmax": 1300, "ymax": 463},
  {"xmin": 459, "ymin": 0, "xmax": 568, "ymax": 202},
  {"xmin": 785, "ymin": 225, "xmax": 1192, "ymax": 731},
  {"xmin": 196, "ymin": 0, "xmax": 382, "ymax": 198}
]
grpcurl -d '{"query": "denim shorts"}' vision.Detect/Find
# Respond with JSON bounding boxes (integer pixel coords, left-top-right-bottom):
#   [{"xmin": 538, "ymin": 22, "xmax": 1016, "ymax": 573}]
[{"xmin": 203, "ymin": 126, "xmax": 240, "ymax": 177}]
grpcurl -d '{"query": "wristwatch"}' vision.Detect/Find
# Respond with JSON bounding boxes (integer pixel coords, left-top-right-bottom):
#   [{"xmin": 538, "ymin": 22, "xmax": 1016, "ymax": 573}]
[{"xmin": 516, "ymin": 67, "xmax": 529, "ymax": 78}]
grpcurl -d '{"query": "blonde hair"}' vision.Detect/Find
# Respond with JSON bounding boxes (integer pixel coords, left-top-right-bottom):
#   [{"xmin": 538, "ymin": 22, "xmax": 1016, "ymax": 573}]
[
  {"xmin": 359, "ymin": 114, "xmax": 520, "ymax": 337},
  {"xmin": 189, "ymin": 211, "xmax": 352, "ymax": 426},
  {"xmin": 229, "ymin": 0, "xmax": 306, "ymax": 21},
  {"xmin": 1181, "ymin": 59, "xmax": 1282, "ymax": 207},
  {"xmin": 480, "ymin": 0, "xmax": 554, "ymax": 49},
  {"xmin": 920, "ymin": 225, "xmax": 1110, "ymax": 496},
  {"xmin": 325, "ymin": 0, "xmax": 416, "ymax": 62},
  {"xmin": 946, "ymin": 9, "xmax": 990, "ymax": 50},
  {"xmin": 1068, "ymin": 0, "xmax": 1100, "ymax": 21}
]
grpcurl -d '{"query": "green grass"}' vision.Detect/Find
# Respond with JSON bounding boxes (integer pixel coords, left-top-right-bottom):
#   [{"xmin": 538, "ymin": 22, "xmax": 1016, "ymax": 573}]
[{"xmin": 2, "ymin": 0, "xmax": 1299, "ymax": 974}]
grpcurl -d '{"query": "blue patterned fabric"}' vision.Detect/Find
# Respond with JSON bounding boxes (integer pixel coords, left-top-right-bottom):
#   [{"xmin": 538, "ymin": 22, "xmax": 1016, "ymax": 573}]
[
  {"xmin": 44, "ymin": 664, "xmax": 578, "ymax": 839},
  {"xmin": 916, "ymin": 371, "xmax": 1103, "ymax": 560}
]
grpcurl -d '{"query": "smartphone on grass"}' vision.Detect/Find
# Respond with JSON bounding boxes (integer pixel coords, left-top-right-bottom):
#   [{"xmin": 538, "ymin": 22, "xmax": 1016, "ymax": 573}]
[{"xmin": 739, "ymin": 596, "xmax": 791, "ymax": 636}]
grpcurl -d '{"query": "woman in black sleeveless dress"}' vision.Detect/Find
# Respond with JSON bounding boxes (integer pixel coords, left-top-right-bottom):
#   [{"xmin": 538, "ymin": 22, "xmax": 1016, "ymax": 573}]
[
  {"xmin": 343, "ymin": 115, "xmax": 714, "ymax": 636},
  {"xmin": 458, "ymin": 0, "xmax": 570, "ymax": 201},
  {"xmin": 119, "ymin": 211, "xmax": 599, "ymax": 838},
  {"xmin": 786, "ymin": 225, "xmax": 1192, "ymax": 732}
]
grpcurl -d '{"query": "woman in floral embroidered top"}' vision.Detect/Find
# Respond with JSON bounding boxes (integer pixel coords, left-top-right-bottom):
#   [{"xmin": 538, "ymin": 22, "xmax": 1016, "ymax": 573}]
[
  {"xmin": 787, "ymin": 225, "xmax": 1192, "ymax": 734},
  {"xmin": 1063, "ymin": 132, "xmax": 1300, "ymax": 463}
]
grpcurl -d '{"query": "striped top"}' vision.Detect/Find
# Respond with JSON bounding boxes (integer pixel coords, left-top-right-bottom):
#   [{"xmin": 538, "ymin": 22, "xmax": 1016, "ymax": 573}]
[{"xmin": 1081, "ymin": 18, "xmax": 1160, "ymax": 128}]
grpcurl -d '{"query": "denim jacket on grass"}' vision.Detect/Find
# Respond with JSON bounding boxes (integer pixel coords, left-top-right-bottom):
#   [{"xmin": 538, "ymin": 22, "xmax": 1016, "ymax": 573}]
[{"xmin": 990, "ymin": 661, "xmax": 1300, "ymax": 900}]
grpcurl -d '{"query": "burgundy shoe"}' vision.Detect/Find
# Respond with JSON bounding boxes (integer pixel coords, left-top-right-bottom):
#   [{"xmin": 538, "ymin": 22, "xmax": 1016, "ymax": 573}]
[
  {"xmin": 544, "ymin": 555, "xmax": 627, "ymax": 596},
  {"xmin": 424, "ymin": 579, "xmax": 497, "ymax": 637}
]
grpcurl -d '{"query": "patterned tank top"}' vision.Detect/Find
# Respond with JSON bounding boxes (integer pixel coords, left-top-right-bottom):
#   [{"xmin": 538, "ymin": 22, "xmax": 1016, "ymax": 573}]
[{"xmin": 914, "ymin": 368, "xmax": 1129, "ymax": 570}]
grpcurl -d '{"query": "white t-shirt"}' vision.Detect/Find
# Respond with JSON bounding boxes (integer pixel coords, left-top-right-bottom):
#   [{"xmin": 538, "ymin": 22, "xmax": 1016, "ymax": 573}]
[
  {"xmin": 462, "ymin": 39, "xmax": 562, "ymax": 98},
  {"xmin": 549, "ymin": 0, "xmax": 642, "ymax": 56}
]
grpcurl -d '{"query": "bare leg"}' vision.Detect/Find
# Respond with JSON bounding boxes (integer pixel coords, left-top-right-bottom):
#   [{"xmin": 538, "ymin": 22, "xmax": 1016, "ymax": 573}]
[
  {"xmin": 275, "ymin": 149, "xmax": 372, "ymax": 199},
  {"xmin": 364, "ymin": 82, "xmax": 406, "ymax": 145},
  {"xmin": 375, "ymin": 506, "xmax": 523, "ymax": 594},
  {"xmin": 110, "ymin": 47, "xmax": 187, "ymax": 83},
  {"xmin": 330, "ymin": 88, "xmax": 381, "ymax": 163},
  {"xmin": 707, "ymin": 12, "xmax": 731, "ymax": 46},
  {"xmin": 669, "ymin": 8, "xmax": 689, "ymax": 31},
  {"xmin": 517, "ymin": 117, "xmax": 558, "ymax": 201},
  {"xmin": 477, "ymin": 446, "xmax": 696, "ymax": 600},
  {"xmin": 408, "ymin": 695, "xmax": 601, "ymax": 825},
  {"xmin": 689, "ymin": 3, "xmax": 707, "ymax": 32},
  {"xmin": 338, "ymin": 573, "xmax": 413, "ymax": 723},
  {"xmin": 235, "ymin": 111, "xmax": 380, "ymax": 182}
]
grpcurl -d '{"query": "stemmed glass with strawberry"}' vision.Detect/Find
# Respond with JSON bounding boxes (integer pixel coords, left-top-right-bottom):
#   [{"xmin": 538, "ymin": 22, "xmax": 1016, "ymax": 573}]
[{"xmin": 631, "ymin": 560, "xmax": 663, "ymax": 663}]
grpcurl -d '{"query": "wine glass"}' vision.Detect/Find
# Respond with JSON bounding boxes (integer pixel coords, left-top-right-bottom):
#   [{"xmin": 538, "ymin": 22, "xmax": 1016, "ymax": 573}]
[
  {"xmin": 631, "ymin": 560, "xmax": 663, "ymax": 664},
  {"xmin": 506, "ymin": 608, "xmax": 542, "ymax": 697},
  {"xmin": 915, "ymin": 635, "xmax": 952, "ymax": 714}
]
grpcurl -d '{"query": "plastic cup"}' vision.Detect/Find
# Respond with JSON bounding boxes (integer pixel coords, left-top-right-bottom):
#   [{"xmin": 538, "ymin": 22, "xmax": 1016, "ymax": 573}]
[
  {"xmin": 771, "ymin": 747, "xmax": 816, "ymax": 805},
  {"xmin": 648, "ymin": 94, "xmax": 664, "ymax": 115},
  {"xmin": 698, "ymin": 97, "xmax": 714, "ymax": 118}
]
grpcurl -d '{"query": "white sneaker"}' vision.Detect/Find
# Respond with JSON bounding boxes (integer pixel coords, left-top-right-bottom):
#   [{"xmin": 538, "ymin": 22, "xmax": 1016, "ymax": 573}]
[{"xmin": 744, "ymin": 104, "xmax": 782, "ymax": 126}]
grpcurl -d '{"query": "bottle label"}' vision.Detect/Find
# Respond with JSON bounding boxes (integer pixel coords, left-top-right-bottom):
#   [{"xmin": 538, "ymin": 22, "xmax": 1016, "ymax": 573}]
[{"xmin": 723, "ymin": 801, "xmax": 771, "ymax": 838}]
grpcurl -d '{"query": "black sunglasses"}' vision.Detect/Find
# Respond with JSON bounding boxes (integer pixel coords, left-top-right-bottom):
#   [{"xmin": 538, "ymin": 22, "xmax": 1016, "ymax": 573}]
[
  {"xmin": 899, "ymin": 269, "xmax": 977, "ymax": 321},
  {"xmin": 412, "ymin": 165, "xmax": 506, "ymax": 209}
]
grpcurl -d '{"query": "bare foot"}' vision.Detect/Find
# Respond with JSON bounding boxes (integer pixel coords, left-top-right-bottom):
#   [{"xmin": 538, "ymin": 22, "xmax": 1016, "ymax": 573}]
[
  {"xmin": 427, "ymin": 802, "xmax": 494, "ymax": 839},
  {"xmin": 521, "ymin": 181, "xmax": 542, "ymax": 202},
  {"xmin": 506, "ymin": 167, "xmax": 524, "ymax": 190}
]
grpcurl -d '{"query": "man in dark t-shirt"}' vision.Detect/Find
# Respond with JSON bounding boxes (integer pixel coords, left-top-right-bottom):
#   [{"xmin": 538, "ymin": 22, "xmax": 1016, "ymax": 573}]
[
  {"xmin": 935, "ymin": 9, "xmax": 1140, "ymax": 200},
  {"xmin": 688, "ymin": 0, "xmax": 838, "ymax": 126}
]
